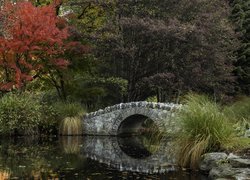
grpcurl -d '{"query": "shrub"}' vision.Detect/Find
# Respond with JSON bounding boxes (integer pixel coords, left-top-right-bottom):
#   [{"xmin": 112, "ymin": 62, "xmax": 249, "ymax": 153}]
[
  {"xmin": 176, "ymin": 94, "xmax": 236, "ymax": 169},
  {"xmin": 0, "ymin": 93, "xmax": 42, "ymax": 135},
  {"xmin": 0, "ymin": 93, "xmax": 86, "ymax": 136},
  {"xmin": 39, "ymin": 102, "xmax": 59, "ymax": 135}
]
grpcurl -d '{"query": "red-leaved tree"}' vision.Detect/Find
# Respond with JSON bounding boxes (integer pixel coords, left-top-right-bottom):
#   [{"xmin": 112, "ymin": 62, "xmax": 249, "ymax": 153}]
[{"xmin": 0, "ymin": 1, "xmax": 70, "ymax": 92}]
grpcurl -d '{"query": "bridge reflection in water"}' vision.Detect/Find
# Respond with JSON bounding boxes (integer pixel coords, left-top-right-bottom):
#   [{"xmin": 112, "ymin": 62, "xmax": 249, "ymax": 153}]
[{"xmin": 81, "ymin": 135, "xmax": 177, "ymax": 174}]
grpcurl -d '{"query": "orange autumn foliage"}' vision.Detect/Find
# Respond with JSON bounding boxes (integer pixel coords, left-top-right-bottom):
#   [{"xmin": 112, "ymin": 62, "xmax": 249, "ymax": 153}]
[{"xmin": 0, "ymin": 1, "xmax": 70, "ymax": 91}]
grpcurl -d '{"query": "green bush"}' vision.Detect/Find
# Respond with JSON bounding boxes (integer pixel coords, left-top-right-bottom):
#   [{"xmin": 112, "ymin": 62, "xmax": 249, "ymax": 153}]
[
  {"xmin": 176, "ymin": 94, "xmax": 236, "ymax": 169},
  {"xmin": 39, "ymin": 102, "xmax": 59, "ymax": 135},
  {"xmin": 0, "ymin": 93, "xmax": 42, "ymax": 135}
]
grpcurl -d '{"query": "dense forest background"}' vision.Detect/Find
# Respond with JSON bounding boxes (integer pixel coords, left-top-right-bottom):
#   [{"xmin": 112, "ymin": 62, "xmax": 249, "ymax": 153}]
[{"xmin": 0, "ymin": 0, "xmax": 249, "ymax": 110}]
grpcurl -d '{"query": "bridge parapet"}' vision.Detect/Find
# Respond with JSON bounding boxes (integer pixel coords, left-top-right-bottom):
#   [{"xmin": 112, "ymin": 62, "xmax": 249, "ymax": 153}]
[
  {"xmin": 84, "ymin": 101, "xmax": 181, "ymax": 119},
  {"xmin": 82, "ymin": 101, "xmax": 182, "ymax": 136}
]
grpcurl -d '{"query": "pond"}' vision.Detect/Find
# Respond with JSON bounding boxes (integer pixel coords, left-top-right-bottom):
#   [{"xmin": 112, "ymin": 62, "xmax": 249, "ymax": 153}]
[{"xmin": 0, "ymin": 136, "xmax": 208, "ymax": 179}]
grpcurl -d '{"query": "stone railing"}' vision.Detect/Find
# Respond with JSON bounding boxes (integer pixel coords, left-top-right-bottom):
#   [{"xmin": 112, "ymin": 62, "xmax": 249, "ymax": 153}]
[{"xmin": 84, "ymin": 101, "xmax": 182, "ymax": 119}]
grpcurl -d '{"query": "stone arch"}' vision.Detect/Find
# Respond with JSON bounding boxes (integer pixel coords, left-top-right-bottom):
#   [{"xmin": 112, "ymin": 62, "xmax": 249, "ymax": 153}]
[
  {"xmin": 117, "ymin": 114, "xmax": 156, "ymax": 136},
  {"xmin": 111, "ymin": 108, "xmax": 167, "ymax": 135}
]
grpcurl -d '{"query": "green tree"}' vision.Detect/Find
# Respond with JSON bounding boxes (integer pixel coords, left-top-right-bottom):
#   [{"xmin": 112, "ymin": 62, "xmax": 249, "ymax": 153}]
[
  {"xmin": 96, "ymin": 0, "xmax": 238, "ymax": 102},
  {"xmin": 231, "ymin": 0, "xmax": 250, "ymax": 95}
]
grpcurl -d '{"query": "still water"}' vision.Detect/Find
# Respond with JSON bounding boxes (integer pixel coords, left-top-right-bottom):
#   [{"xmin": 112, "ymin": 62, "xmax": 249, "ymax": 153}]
[{"xmin": 0, "ymin": 136, "xmax": 208, "ymax": 179}]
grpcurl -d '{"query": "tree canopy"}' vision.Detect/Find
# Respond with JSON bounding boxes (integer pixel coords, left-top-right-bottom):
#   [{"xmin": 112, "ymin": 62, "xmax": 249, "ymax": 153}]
[
  {"xmin": 0, "ymin": 2, "xmax": 69, "ymax": 91},
  {"xmin": 0, "ymin": 0, "xmax": 248, "ymax": 106}
]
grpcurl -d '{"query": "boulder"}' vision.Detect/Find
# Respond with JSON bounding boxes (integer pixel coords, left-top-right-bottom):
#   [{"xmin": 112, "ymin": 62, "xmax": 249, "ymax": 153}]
[
  {"xmin": 199, "ymin": 153, "xmax": 228, "ymax": 171},
  {"xmin": 232, "ymin": 168, "xmax": 250, "ymax": 180},
  {"xmin": 209, "ymin": 164, "xmax": 234, "ymax": 179},
  {"xmin": 229, "ymin": 158, "xmax": 250, "ymax": 168},
  {"xmin": 209, "ymin": 165, "xmax": 250, "ymax": 179}
]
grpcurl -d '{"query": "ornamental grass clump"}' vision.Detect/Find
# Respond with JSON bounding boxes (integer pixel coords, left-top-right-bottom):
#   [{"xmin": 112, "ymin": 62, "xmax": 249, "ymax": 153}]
[
  {"xmin": 56, "ymin": 102, "xmax": 86, "ymax": 136},
  {"xmin": 176, "ymin": 94, "xmax": 235, "ymax": 169},
  {"xmin": 59, "ymin": 117, "xmax": 83, "ymax": 136}
]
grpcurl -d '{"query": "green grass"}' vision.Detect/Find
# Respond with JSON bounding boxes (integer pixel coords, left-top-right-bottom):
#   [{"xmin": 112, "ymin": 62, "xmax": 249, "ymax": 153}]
[{"xmin": 175, "ymin": 93, "xmax": 244, "ymax": 169}]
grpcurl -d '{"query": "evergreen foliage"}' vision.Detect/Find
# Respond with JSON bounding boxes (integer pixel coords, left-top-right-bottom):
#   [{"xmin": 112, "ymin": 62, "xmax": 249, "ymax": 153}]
[{"xmin": 231, "ymin": 0, "xmax": 250, "ymax": 95}]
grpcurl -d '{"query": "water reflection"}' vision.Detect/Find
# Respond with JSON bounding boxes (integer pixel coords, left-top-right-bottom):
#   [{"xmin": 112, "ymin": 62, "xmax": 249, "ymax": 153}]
[
  {"xmin": 60, "ymin": 136, "xmax": 82, "ymax": 154},
  {"xmin": 0, "ymin": 136, "xmax": 208, "ymax": 179},
  {"xmin": 83, "ymin": 136, "xmax": 176, "ymax": 174},
  {"xmin": 118, "ymin": 136, "xmax": 152, "ymax": 158}
]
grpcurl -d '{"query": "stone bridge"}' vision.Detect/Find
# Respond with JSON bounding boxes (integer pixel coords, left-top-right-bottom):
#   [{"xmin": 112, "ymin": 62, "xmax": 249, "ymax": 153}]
[{"xmin": 83, "ymin": 101, "xmax": 182, "ymax": 135}]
